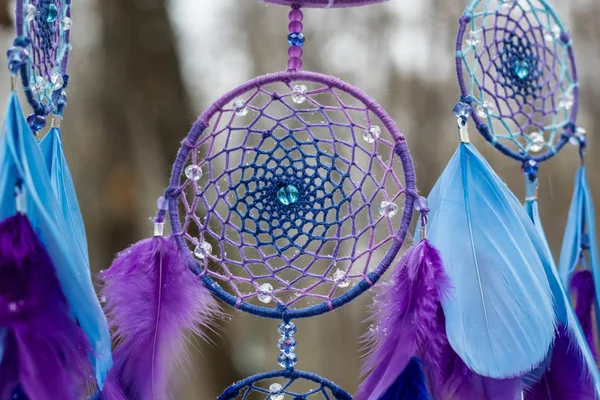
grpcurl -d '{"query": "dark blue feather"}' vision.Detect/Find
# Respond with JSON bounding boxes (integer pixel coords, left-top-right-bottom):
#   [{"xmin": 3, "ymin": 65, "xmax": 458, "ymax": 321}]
[{"xmin": 380, "ymin": 358, "xmax": 431, "ymax": 400}]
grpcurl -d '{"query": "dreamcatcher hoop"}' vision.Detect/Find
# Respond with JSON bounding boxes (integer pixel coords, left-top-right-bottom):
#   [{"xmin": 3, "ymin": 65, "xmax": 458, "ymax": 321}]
[
  {"xmin": 455, "ymin": 0, "xmax": 579, "ymax": 163},
  {"xmin": 217, "ymin": 369, "xmax": 353, "ymax": 400},
  {"xmin": 166, "ymin": 70, "xmax": 416, "ymax": 320}
]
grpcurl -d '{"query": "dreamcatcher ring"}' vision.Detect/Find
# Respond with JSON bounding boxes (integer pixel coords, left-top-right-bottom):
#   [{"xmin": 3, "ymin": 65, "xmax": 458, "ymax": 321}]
[
  {"xmin": 455, "ymin": 0, "xmax": 579, "ymax": 163},
  {"xmin": 166, "ymin": 70, "xmax": 416, "ymax": 320}
]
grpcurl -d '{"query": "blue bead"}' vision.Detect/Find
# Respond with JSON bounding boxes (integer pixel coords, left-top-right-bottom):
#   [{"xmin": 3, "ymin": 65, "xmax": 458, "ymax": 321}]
[
  {"xmin": 522, "ymin": 159, "xmax": 538, "ymax": 180},
  {"xmin": 57, "ymin": 90, "xmax": 67, "ymax": 107},
  {"xmin": 278, "ymin": 322, "xmax": 297, "ymax": 337},
  {"xmin": 288, "ymin": 33, "xmax": 305, "ymax": 46},
  {"xmin": 278, "ymin": 337, "xmax": 297, "ymax": 354},
  {"xmin": 277, "ymin": 352, "xmax": 298, "ymax": 369},
  {"xmin": 47, "ymin": 4, "xmax": 59, "ymax": 23},
  {"xmin": 27, "ymin": 114, "xmax": 46, "ymax": 131},
  {"xmin": 453, "ymin": 102, "xmax": 472, "ymax": 120},
  {"xmin": 277, "ymin": 185, "xmax": 299, "ymax": 206},
  {"xmin": 6, "ymin": 46, "xmax": 27, "ymax": 74},
  {"xmin": 513, "ymin": 60, "xmax": 530, "ymax": 79}
]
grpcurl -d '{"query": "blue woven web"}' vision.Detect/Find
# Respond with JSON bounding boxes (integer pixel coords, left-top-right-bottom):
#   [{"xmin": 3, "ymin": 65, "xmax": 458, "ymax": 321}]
[{"xmin": 457, "ymin": 0, "xmax": 578, "ymax": 157}]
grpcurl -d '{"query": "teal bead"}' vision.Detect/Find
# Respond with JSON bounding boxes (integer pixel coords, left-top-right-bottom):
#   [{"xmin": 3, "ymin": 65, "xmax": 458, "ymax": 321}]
[
  {"xmin": 513, "ymin": 60, "xmax": 530, "ymax": 79},
  {"xmin": 47, "ymin": 4, "xmax": 58, "ymax": 23},
  {"xmin": 277, "ymin": 185, "xmax": 299, "ymax": 206}
]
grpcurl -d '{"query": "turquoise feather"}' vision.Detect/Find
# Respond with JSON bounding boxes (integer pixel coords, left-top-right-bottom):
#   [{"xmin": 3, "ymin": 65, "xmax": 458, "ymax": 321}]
[
  {"xmin": 426, "ymin": 142, "xmax": 555, "ymax": 379},
  {"xmin": 0, "ymin": 94, "xmax": 112, "ymax": 386}
]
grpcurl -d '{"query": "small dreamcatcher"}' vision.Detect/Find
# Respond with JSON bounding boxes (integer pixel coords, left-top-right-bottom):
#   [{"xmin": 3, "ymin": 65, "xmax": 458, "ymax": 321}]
[
  {"xmin": 98, "ymin": 1, "xmax": 418, "ymax": 399},
  {"xmin": 357, "ymin": 1, "xmax": 600, "ymax": 399},
  {"xmin": 0, "ymin": 0, "xmax": 112, "ymax": 399}
]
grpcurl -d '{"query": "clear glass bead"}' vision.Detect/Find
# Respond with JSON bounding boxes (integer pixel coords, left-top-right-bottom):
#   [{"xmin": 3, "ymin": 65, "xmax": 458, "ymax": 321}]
[
  {"xmin": 25, "ymin": 4, "xmax": 37, "ymax": 22},
  {"xmin": 185, "ymin": 165, "xmax": 202, "ymax": 181},
  {"xmin": 194, "ymin": 240, "xmax": 212, "ymax": 260},
  {"xmin": 476, "ymin": 102, "xmax": 494, "ymax": 118},
  {"xmin": 233, "ymin": 99, "xmax": 248, "ymax": 116},
  {"xmin": 258, "ymin": 283, "xmax": 274, "ymax": 304},
  {"xmin": 47, "ymin": 4, "xmax": 59, "ymax": 23},
  {"xmin": 363, "ymin": 125, "xmax": 381, "ymax": 144},
  {"xmin": 529, "ymin": 132, "xmax": 545, "ymax": 152},
  {"xmin": 278, "ymin": 337, "xmax": 297, "ymax": 354},
  {"xmin": 61, "ymin": 16, "xmax": 73, "ymax": 31},
  {"xmin": 269, "ymin": 383, "xmax": 285, "ymax": 400},
  {"xmin": 278, "ymin": 322, "xmax": 297, "ymax": 337},
  {"xmin": 558, "ymin": 91, "xmax": 574, "ymax": 110},
  {"xmin": 332, "ymin": 269, "xmax": 350, "ymax": 288},
  {"xmin": 277, "ymin": 184, "xmax": 299, "ymax": 205},
  {"xmin": 378, "ymin": 201, "xmax": 398, "ymax": 218},
  {"xmin": 50, "ymin": 73, "xmax": 64, "ymax": 90},
  {"xmin": 500, "ymin": 0, "xmax": 514, "ymax": 9},
  {"xmin": 292, "ymin": 84, "xmax": 307, "ymax": 104},
  {"xmin": 551, "ymin": 25, "xmax": 561, "ymax": 39},
  {"xmin": 32, "ymin": 76, "xmax": 47, "ymax": 95},
  {"xmin": 277, "ymin": 352, "xmax": 298, "ymax": 369},
  {"xmin": 466, "ymin": 30, "xmax": 481, "ymax": 47}
]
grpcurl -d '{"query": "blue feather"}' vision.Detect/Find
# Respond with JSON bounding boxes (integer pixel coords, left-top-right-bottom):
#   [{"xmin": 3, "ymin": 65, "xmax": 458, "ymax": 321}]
[
  {"xmin": 0, "ymin": 93, "xmax": 112, "ymax": 386},
  {"xmin": 39, "ymin": 127, "xmax": 90, "ymax": 268},
  {"xmin": 426, "ymin": 142, "xmax": 555, "ymax": 379},
  {"xmin": 489, "ymin": 164, "xmax": 600, "ymax": 396},
  {"xmin": 523, "ymin": 179, "xmax": 554, "ymax": 263},
  {"xmin": 379, "ymin": 358, "xmax": 431, "ymax": 400}
]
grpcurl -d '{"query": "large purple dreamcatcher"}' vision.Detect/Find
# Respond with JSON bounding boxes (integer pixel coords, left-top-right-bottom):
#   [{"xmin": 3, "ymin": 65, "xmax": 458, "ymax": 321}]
[{"xmin": 98, "ymin": 1, "xmax": 418, "ymax": 399}]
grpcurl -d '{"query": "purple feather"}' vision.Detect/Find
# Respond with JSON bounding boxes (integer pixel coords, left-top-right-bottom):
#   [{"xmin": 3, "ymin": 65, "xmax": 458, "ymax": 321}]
[
  {"xmin": 524, "ymin": 325, "xmax": 595, "ymax": 400},
  {"xmin": 571, "ymin": 270, "xmax": 596, "ymax": 357},
  {"xmin": 0, "ymin": 214, "xmax": 92, "ymax": 400},
  {"xmin": 100, "ymin": 235, "xmax": 220, "ymax": 400},
  {"xmin": 356, "ymin": 240, "xmax": 451, "ymax": 400}
]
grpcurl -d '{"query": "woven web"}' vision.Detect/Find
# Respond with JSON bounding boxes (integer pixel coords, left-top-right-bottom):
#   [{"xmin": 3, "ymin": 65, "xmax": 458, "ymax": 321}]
[
  {"xmin": 219, "ymin": 375, "xmax": 348, "ymax": 400},
  {"xmin": 19, "ymin": 0, "xmax": 71, "ymax": 111},
  {"xmin": 457, "ymin": 0, "xmax": 577, "ymax": 156},
  {"xmin": 174, "ymin": 78, "xmax": 408, "ymax": 311}
]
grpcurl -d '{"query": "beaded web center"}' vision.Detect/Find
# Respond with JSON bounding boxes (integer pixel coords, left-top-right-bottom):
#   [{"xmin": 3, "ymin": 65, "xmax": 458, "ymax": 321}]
[
  {"xmin": 457, "ymin": 0, "xmax": 578, "ymax": 159},
  {"xmin": 173, "ymin": 74, "xmax": 412, "ymax": 313}
]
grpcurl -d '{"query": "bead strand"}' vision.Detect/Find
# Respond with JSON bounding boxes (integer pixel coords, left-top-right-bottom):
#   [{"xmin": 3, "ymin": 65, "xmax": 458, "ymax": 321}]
[{"xmin": 287, "ymin": 4, "xmax": 304, "ymax": 71}]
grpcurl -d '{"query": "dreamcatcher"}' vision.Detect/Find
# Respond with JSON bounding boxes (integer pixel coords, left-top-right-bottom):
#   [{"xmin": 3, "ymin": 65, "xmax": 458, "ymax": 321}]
[
  {"xmin": 454, "ymin": 0, "xmax": 600, "ymax": 354},
  {"xmin": 98, "ymin": 0, "xmax": 417, "ymax": 399},
  {"xmin": 0, "ymin": 0, "xmax": 112, "ymax": 398},
  {"xmin": 358, "ymin": 0, "xmax": 600, "ymax": 399}
]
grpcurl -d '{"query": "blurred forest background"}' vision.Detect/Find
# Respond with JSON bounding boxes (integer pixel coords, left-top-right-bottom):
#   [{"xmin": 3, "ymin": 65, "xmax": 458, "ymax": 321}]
[{"xmin": 0, "ymin": 0, "xmax": 599, "ymax": 398}]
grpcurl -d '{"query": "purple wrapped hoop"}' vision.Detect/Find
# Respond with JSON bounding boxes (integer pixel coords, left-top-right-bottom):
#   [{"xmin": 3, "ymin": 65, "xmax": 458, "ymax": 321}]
[
  {"xmin": 167, "ymin": 70, "xmax": 416, "ymax": 319},
  {"xmin": 259, "ymin": 0, "xmax": 389, "ymax": 8},
  {"xmin": 456, "ymin": 0, "xmax": 579, "ymax": 163},
  {"xmin": 13, "ymin": 0, "xmax": 71, "ymax": 116}
]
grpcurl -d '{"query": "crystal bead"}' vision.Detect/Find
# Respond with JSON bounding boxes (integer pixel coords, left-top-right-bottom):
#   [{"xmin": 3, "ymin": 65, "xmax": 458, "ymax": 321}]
[
  {"xmin": 278, "ymin": 337, "xmax": 297, "ymax": 354},
  {"xmin": 513, "ymin": 60, "xmax": 530, "ymax": 80},
  {"xmin": 58, "ymin": 90, "xmax": 67, "ymax": 107},
  {"xmin": 287, "ymin": 33, "xmax": 305, "ymax": 46},
  {"xmin": 185, "ymin": 165, "xmax": 202, "ymax": 181},
  {"xmin": 291, "ymin": 84, "xmax": 307, "ymax": 104},
  {"xmin": 25, "ymin": 4, "xmax": 37, "ymax": 22},
  {"xmin": 258, "ymin": 283, "xmax": 274, "ymax": 304},
  {"xmin": 570, "ymin": 127, "xmax": 587, "ymax": 145},
  {"xmin": 551, "ymin": 25, "xmax": 561, "ymax": 39},
  {"xmin": 7, "ymin": 46, "xmax": 27, "ymax": 73},
  {"xmin": 277, "ymin": 184, "xmax": 299, "ymax": 206},
  {"xmin": 47, "ymin": 4, "xmax": 58, "ymax": 23},
  {"xmin": 233, "ymin": 99, "xmax": 248, "ymax": 116},
  {"xmin": 558, "ymin": 91, "xmax": 574, "ymax": 110},
  {"xmin": 269, "ymin": 384, "xmax": 285, "ymax": 400},
  {"xmin": 156, "ymin": 196, "xmax": 168, "ymax": 211},
  {"xmin": 61, "ymin": 16, "xmax": 73, "ymax": 31},
  {"xmin": 50, "ymin": 73, "xmax": 64, "ymax": 90},
  {"xmin": 453, "ymin": 102, "xmax": 472, "ymax": 120},
  {"xmin": 27, "ymin": 114, "xmax": 46, "ymax": 131},
  {"xmin": 332, "ymin": 269, "xmax": 350, "ymax": 288},
  {"xmin": 277, "ymin": 352, "xmax": 298, "ymax": 369},
  {"xmin": 476, "ymin": 102, "xmax": 494, "ymax": 118},
  {"xmin": 500, "ymin": 0, "xmax": 514, "ymax": 9},
  {"xmin": 363, "ymin": 125, "xmax": 381, "ymax": 144},
  {"xmin": 466, "ymin": 30, "xmax": 481, "ymax": 47},
  {"xmin": 31, "ymin": 76, "xmax": 47, "ymax": 95},
  {"xmin": 522, "ymin": 160, "xmax": 539, "ymax": 180},
  {"xmin": 529, "ymin": 132, "xmax": 545, "ymax": 152},
  {"xmin": 194, "ymin": 240, "xmax": 212, "ymax": 260},
  {"xmin": 278, "ymin": 322, "xmax": 297, "ymax": 337},
  {"xmin": 379, "ymin": 201, "xmax": 398, "ymax": 218}
]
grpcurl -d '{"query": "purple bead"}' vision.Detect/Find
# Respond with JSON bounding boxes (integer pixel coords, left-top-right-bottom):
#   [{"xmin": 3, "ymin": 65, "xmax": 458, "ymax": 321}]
[
  {"xmin": 288, "ymin": 57, "xmax": 302, "ymax": 70},
  {"xmin": 414, "ymin": 196, "xmax": 429, "ymax": 213},
  {"xmin": 289, "ymin": 9, "xmax": 303, "ymax": 21},
  {"xmin": 27, "ymin": 114, "xmax": 46, "ymax": 131},
  {"xmin": 288, "ymin": 21, "xmax": 303, "ymax": 33},
  {"xmin": 288, "ymin": 46, "xmax": 302, "ymax": 58},
  {"xmin": 156, "ymin": 196, "xmax": 168, "ymax": 211}
]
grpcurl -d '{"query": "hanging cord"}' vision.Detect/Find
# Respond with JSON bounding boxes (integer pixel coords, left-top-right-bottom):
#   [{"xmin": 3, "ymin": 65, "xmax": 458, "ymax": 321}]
[
  {"xmin": 414, "ymin": 196, "xmax": 430, "ymax": 241},
  {"xmin": 287, "ymin": 4, "xmax": 304, "ymax": 72}
]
